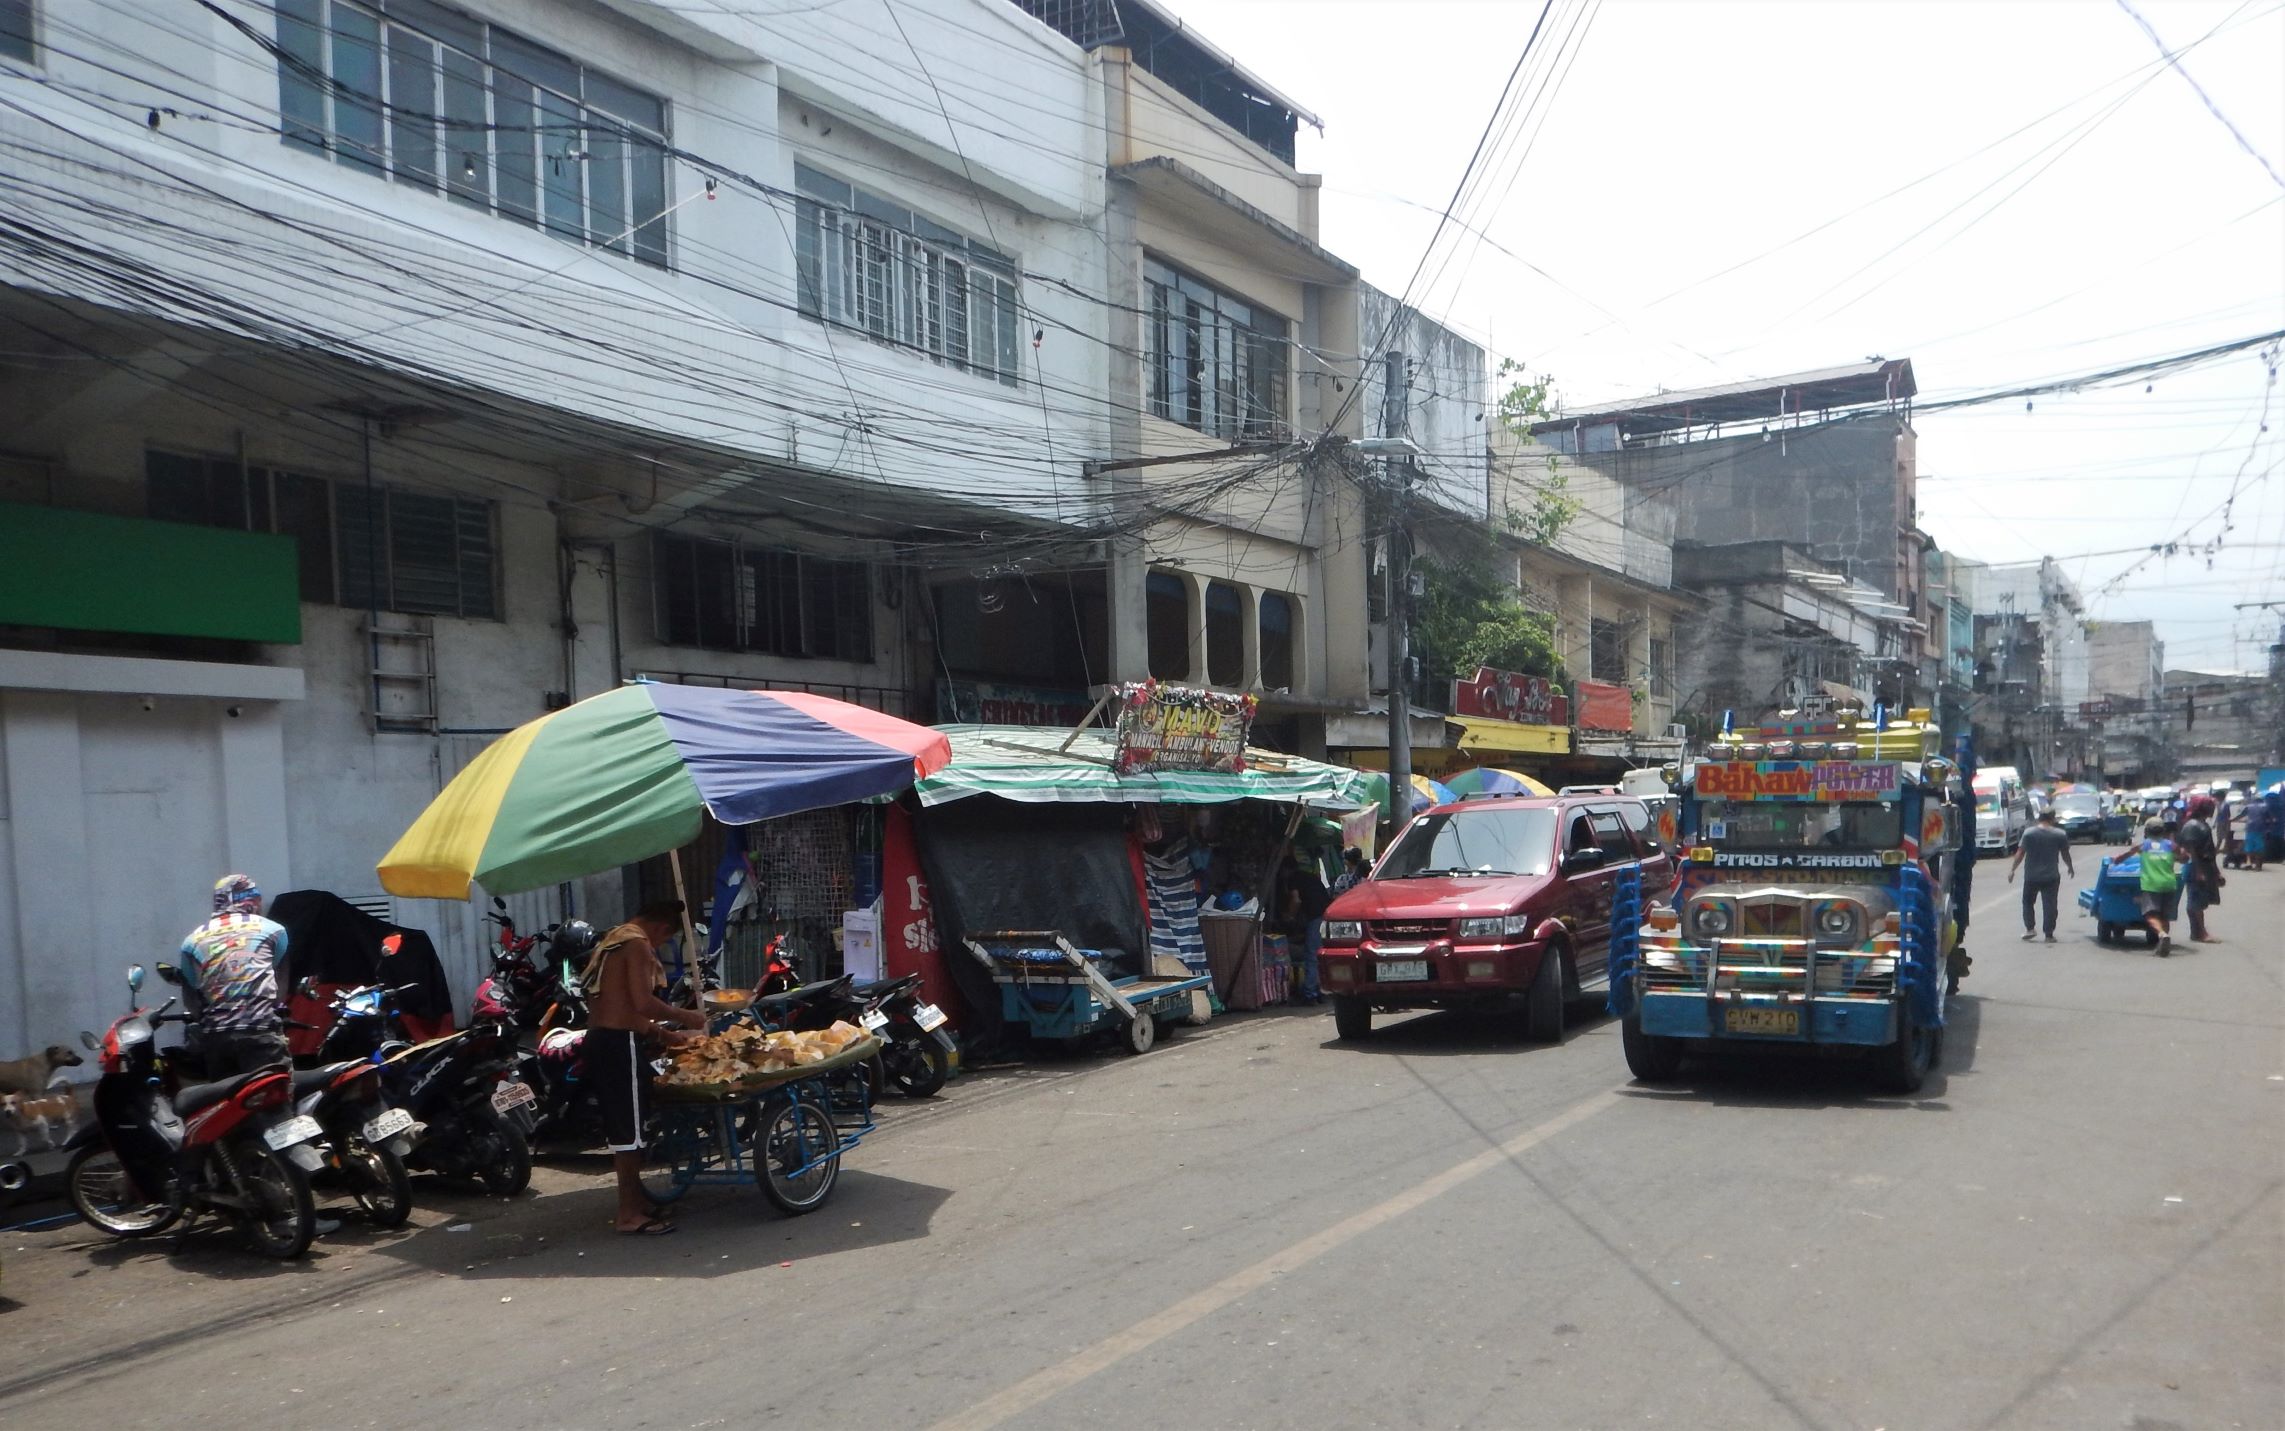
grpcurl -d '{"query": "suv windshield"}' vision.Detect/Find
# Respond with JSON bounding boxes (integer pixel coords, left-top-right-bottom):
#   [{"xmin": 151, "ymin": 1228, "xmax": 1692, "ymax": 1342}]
[
  {"xmin": 1699, "ymin": 799, "xmax": 1903, "ymax": 850},
  {"xmin": 1379, "ymin": 807, "xmax": 1557, "ymax": 879}
]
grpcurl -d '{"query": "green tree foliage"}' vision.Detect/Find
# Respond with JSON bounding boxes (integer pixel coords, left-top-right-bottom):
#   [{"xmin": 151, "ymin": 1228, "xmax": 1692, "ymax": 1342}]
[{"xmin": 1409, "ymin": 551, "xmax": 1560, "ymax": 703}]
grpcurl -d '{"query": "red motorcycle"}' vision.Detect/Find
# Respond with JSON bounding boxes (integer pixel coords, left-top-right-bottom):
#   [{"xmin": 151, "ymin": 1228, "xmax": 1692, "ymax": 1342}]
[{"xmin": 65, "ymin": 964, "xmax": 326, "ymax": 1260}]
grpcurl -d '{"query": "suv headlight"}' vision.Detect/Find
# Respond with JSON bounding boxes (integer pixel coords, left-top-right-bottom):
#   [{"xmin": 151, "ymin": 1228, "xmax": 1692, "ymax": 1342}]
[
  {"xmin": 1322, "ymin": 920, "xmax": 1363, "ymax": 942},
  {"xmin": 1459, "ymin": 916, "xmax": 1503, "ymax": 939},
  {"xmin": 1689, "ymin": 900, "xmax": 1732, "ymax": 937}
]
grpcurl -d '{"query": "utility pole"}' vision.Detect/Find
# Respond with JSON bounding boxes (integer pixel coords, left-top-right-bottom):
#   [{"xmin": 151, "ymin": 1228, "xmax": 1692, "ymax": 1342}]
[{"xmin": 1383, "ymin": 350, "xmax": 1412, "ymax": 829}]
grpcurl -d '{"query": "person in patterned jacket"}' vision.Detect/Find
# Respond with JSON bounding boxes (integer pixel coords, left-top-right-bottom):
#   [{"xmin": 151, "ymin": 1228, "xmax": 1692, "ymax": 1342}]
[{"xmin": 180, "ymin": 874, "xmax": 292, "ymax": 1075}]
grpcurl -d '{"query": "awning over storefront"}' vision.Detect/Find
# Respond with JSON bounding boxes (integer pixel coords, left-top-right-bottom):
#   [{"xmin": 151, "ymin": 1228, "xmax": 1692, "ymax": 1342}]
[
  {"xmin": 1454, "ymin": 717, "xmax": 1571, "ymax": 756},
  {"xmin": 916, "ymin": 725, "xmax": 1374, "ymax": 808}
]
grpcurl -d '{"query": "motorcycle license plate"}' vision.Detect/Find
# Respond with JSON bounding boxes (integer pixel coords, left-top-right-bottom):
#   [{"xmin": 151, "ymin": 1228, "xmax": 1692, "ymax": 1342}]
[
  {"xmin": 1375, "ymin": 960, "xmax": 1430, "ymax": 982},
  {"xmin": 490, "ymin": 1080, "xmax": 537, "ymax": 1113},
  {"xmin": 363, "ymin": 1108, "xmax": 415, "ymax": 1144},
  {"xmin": 913, "ymin": 1003, "xmax": 948, "ymax": 1032},
  {"xmin": 264, "ymin": 1114, "xmax": 324, "ymax": 1151},
  {"xmin": 1723, "ymin": 1006, "xmax": 1800, "ymax": 1036},
  {"xmin": 860, "ymin": 1009, "xmax": 889, "ymax": 1032}
]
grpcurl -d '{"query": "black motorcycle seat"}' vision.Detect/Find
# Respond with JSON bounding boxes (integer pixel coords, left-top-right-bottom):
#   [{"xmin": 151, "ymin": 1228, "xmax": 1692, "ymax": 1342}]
[
  {"xmin": 175, "ymin": 1068, "xmax": 280, "ymax": 1115},
  {"xmin": 291, "ymin": 1062, "xmax": 366, "ymax": 1096},
  {"xmin": 751, "ymin": 974, "xmax": 854, "ymax": 1014},
  {"xmin": 849, "ymin": 975, "xmax": 919, "ymax": 1000}
]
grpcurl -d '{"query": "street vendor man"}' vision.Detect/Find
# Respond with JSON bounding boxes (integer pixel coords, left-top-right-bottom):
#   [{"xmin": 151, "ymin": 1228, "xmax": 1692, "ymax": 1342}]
[{"xmin": 584, "ymin": 901, "xmax": 707, "ymax": 1235}]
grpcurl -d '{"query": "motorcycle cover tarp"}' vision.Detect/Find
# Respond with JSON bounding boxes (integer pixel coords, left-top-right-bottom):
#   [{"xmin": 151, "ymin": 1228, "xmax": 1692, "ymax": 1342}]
[
  {"xmin": 269, "ymin": 891, "xmax": 457, "ymax": 1052},
  {"xmin": 913, "ymin": 797, "xmax": 1146, "ymax": 1051}
]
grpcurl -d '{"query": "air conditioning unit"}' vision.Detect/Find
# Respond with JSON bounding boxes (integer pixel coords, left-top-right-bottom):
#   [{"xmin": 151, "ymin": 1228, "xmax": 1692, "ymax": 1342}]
[{"xmin": 1666, "ymin": 724, "xmax": 1688, "ymax": 740}]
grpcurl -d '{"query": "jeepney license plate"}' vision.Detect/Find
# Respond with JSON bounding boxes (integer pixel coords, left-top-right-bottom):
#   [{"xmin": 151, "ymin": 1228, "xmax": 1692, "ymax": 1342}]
[
  {"xmin": 1376, "ymin": 960, "xmax": 1429, "ymax": 982},
  {"xmin": 913, "ymin": 1003, "xmax": 948, "ymax": 1032},
  {"xmin": 1724, "ymin": 1006, "xmax": 1800, "ymax": 1036}
]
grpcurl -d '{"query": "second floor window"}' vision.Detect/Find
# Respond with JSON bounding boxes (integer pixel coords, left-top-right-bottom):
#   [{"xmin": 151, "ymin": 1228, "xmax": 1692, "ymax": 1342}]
[
  {"xmin": 654, "ymin": 532, "xmax": 873, "ymax": 664},
  {"xmin": 794, "ymin": 165, "xmax": 1022, "ymax": 385},
  {"xmin": 1144, "ymin": 258, "xmax": 1288, "ymax": 439},
  {"xmin": 146, "ymin": 450, "xmax": 500, "ymax": 620},
  {"xmin": 276, "ymin": 0, "xmax": 670, "ymax": 267}
]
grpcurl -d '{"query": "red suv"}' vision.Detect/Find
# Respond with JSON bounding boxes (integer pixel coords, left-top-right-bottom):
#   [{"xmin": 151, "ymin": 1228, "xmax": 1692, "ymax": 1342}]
[{"xmin": 1319, "ymin": 792, "xmax": 1675, "ymax": 1042}]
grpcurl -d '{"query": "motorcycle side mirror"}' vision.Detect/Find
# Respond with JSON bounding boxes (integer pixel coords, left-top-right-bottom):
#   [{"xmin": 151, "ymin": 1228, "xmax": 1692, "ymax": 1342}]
[
  {"xmin": 80, "ymin": 1030, "xmax": 99, "ymax": 1052},
  {"xmin": 492, "ymin": 895, "xmax": 508, "ymax": 912},
  {"xmin": 126, "ymin": 963, "xmax": 146, "ymax": 992},
  {"xmin": 380, "ymin": 933, "xmax": 404, "ymax": 957},
  {"xmin": 296, "ymin": 975, "xmax": 317, "ymax": 998},
  {"xmin": 155, "ymin": 962, "xmax": 184, "ymax": 986}
]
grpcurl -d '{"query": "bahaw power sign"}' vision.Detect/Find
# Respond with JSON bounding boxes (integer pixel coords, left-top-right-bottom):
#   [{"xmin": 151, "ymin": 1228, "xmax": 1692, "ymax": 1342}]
[{"xmin": 1694, "ymin": 760, "xmax": 1904, "ymax": 802}]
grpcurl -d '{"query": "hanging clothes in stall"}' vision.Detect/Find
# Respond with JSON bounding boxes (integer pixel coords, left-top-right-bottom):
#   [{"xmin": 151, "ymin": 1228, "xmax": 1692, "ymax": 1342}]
[{"xmin": 1144, "ymin": 837, "xmax": 1209, "ymax": 974}]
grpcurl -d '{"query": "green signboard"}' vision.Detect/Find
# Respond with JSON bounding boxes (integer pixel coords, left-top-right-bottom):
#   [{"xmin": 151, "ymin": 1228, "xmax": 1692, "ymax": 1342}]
[{"xmin": 0, "ymin": 502, "xmax": 303, "ymax": 644}]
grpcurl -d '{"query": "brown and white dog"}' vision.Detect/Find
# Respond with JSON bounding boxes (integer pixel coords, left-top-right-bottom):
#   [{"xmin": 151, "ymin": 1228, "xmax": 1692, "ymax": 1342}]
[{"xmin": 0, "ymin": 1044, "xmax": 83, "ymax": 1097}]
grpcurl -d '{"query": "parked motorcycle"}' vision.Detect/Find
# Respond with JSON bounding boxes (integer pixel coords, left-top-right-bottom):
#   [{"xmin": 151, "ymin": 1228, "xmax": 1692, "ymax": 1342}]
[
  {"xmin": 852, "ymin": 973, "xmax": 957, "ymax": 1099},
  {"xmin": 318, "ymin": 974, "xmax": 534, "ymax": 1198},
  {"xmin": 65, "ymin": 964, "xmax": 326, "ymax": 1260}
]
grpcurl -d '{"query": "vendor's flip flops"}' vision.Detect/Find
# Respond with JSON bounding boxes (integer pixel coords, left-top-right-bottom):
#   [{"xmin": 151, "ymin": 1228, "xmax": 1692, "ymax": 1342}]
[{"xmin": 619, "ymin": 1217, "xmax": 677, "ymax": 1236}]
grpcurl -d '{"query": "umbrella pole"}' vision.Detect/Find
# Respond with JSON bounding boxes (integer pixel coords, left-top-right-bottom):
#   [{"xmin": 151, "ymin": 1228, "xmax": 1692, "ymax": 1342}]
[{"xmin": 669, "ymin": 847, "xmax": 703, "ymax": 1009}]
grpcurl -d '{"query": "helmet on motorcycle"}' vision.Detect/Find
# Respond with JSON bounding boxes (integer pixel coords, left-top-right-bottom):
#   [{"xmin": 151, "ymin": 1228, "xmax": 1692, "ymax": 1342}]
[{"xmin": 549, "ymin": 919, "xmax": 598, "ymax": 960}]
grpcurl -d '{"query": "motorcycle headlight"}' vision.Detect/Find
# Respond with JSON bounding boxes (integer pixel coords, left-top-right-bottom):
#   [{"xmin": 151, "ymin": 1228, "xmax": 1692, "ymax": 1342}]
[
  {"xmin": 1690, "ymin": 901, "xmax": 1732, "ymax": 937},
  {"xmin": 1322, "ymin": 920, "xmax": 1364, "ymax": 943}
]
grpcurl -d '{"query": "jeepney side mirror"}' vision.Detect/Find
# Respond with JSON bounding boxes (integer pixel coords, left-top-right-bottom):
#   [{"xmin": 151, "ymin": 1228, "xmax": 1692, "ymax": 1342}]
[
  {"xmin": 1923, "ymin": 757, "xmax": 1954, "ymax": 788},
  {"xmin": 1659, "ymin": 764, "xmax": 1680, "ymax": 789}
]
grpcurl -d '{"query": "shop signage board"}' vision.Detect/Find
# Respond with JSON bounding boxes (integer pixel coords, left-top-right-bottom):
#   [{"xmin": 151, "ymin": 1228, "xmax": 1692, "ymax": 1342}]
[
  {"xmin": 1450, "ymin": 665, "xmax": 1569, "ymax": 726},
  {"xmin": 1111, "ymin": 681, "xmax": 1255, "ymax": 776},
  {"xmin": 936, "ymin": 678, "xmax": 1098, "ymax": 728},
  {"xmin": 1695, "ymin": 760, "xmax": 1905, "ymax": 803}
]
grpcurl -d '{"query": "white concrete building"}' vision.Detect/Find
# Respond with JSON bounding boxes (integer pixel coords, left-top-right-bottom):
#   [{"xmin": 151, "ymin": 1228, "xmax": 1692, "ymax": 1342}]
[{"xmin": 0, "ymin": 0, "xmax": 1373, "ymax": 1050}]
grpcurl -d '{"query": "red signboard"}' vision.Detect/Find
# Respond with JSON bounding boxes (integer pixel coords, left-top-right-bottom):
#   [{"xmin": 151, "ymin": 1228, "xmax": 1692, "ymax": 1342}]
[
  {"xmin": 881, "ymin": 802, "xmax": 965, "ymax": 1024},
  {"xmin": 1451, "ymin": 666, "xmax": 1569, "ymax": 726},
  {"xmin": 1573, "ymin": 679, "xmax": 1635, "ymax": 734}
]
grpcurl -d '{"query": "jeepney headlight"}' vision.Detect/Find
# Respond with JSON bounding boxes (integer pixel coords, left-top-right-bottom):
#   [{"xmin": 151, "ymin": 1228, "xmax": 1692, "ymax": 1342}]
[
  {"xmin": 1814, "ymin": 903, "xmax": 1861, "ymax": 943},
  {"xmin": 1689, "ymin": 900, "xmax": 1732, "ymax": 937},
  {"xmin": 1322, "ymin": 920, "xmax": 1363, "ymax": 943}
]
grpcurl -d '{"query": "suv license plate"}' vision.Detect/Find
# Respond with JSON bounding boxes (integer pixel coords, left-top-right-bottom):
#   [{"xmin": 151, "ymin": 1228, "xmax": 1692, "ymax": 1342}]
[
  {"xmin": 362, "ymin": 1108, "xmax": 415, "ymax": 1144},
  {"xmin": 914, "ymin": 1003, "xmax": 948, "ymax": 1032},
  {"xmin": 1375, "ymin": 960, "xmax": 1429, "ymax": 982},
  {"xmin": 264, "ymin": 1115, "xmax": 324, "ymax": 1151},
  {"xmin": 490, "ymin": 1080, "xmax": 537, "ymax": 1113},
  {"xmin": 1724, "ymin": 1006, "xmax": 1800, "ymax": 1036}
]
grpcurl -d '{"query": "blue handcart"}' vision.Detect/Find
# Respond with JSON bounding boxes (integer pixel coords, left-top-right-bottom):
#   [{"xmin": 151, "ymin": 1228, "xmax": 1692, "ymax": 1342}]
[
  {"xmin": 2078, "ymin": 855, "xmax": 2157, "ymax": 947},
  {"xmin": 964, "ymin": 931, "xmax": 1212, "ymax": 1055},
  {"xmin": 638, "ymin": 1035, "xmax": 879, "ymax": 1217}
]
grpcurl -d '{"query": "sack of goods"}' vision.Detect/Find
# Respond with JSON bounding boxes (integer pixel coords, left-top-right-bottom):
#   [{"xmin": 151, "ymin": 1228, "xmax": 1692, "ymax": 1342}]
[{"xmin": 655, "ymin": 1021, "xmax": 870, "ymax": 1089}]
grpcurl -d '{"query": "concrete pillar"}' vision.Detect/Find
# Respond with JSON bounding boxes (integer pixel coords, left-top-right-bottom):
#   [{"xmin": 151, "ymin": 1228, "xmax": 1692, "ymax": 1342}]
[{"xmin": 2, "ymin": 690, "xmax": 89, "ymax": 1056}]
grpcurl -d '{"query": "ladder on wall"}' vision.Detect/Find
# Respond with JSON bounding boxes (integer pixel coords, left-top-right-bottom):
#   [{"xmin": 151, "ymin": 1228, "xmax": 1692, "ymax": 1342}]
[{"xmin": 368, "ymin": 616, "xmax": 437, "ymax": 733}]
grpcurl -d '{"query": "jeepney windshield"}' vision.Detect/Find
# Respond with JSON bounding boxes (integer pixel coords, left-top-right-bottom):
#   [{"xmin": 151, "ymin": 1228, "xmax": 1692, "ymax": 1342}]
[
  {"xmin": 1697, "ymin": 799, "xmax": 1904, "ymax": 851},
  {"xmin": 1379, "ymin": 808, "xmax": 1557, "ymax": 879}
]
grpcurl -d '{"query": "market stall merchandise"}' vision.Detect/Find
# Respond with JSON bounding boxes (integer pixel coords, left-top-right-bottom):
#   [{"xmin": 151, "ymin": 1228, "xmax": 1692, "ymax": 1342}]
[{"xmin": 910, "ymin": 723, "xmax": 1373, "ymax": 1051}]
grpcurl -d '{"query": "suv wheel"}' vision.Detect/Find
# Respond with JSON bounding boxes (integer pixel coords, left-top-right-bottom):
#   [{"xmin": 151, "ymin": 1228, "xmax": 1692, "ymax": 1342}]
[
  {"xmin": 1522, "ymin": 943, "xmax": 1566, "ymax": 1043},
  {"xmin": 1331, "ymin": 995, "xmax": 1372, "ymax": 1041}
]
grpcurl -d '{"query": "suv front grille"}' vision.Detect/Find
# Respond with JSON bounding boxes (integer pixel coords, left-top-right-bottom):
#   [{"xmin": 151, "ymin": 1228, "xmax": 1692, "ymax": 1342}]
[{"xmin": 1371, "ymin": 920, "xmax": 1449, "ymax": 940}]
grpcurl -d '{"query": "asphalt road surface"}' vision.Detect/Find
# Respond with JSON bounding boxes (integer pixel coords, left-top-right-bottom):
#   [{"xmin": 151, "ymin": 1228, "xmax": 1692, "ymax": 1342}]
[{"xmin": 4, "ymin": 860, "xmax": 2279, "ymax": 1430}]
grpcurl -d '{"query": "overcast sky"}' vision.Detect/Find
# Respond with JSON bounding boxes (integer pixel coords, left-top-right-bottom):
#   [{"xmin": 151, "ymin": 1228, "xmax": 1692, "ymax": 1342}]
[{"xmin": 1159, "ymin": 0, "xmax": 2285, "ymax": 672}]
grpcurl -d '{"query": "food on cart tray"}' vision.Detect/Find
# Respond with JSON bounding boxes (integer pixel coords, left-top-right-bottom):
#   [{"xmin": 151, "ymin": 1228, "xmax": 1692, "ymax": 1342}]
[{"xmin": 654, "ymin": 1021, "xmax": 872, "ymax": 1087}]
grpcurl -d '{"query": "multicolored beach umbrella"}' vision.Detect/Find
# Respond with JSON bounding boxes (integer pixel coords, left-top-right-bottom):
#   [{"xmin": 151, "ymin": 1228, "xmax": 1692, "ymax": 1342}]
[
  {"xmin": 1444, "ymin": 766, "xmax": 1556, "ymax": 799},
  {"xmin": 379, "ymin": 683, "xmax": 951, "ymax": 900},
  {"xmin": 1359, "ymin": 771, "xmax": 1459, "ymax": 823}
]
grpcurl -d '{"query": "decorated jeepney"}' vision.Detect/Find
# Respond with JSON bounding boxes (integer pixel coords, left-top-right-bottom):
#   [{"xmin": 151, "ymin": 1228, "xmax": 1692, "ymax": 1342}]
[{"xmin": 1608, "ymin": 706, "xmax": 1964, "ymax": 1093}]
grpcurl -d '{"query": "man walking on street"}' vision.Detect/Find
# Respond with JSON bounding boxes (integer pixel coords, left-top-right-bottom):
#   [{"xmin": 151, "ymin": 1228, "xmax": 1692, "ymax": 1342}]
[
  {"xmin": 2008, "ymin": 811, "xmax": 2075, "ymax": 943},
  {"xmin": 2177, "ymin": 795, "xmax": 2223, "ymax": 943}
]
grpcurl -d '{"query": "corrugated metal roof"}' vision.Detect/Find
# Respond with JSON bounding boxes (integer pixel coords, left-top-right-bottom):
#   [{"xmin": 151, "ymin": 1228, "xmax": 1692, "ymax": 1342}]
[{"xmin": 1530, "ymin": 358, "xmax": 1916, "ymax": 432}]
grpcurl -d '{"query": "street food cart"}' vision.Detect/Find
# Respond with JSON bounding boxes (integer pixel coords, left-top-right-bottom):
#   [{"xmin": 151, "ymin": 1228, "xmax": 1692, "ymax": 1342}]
[
  {"xmin": 961, "ymin": 932, "xmax": 1212, "ymax": 1054},
  {"xmin": 377, "ymin": 681, "xmax": 950, "ymax": 1217}
]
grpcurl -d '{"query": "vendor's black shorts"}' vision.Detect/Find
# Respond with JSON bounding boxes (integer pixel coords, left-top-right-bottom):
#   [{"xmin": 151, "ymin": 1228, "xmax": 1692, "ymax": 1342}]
[
  {"xmin": 584, "ymin": 1028, "xmax": 649, "ymax": 1153},
  {"xmin": 2137, "ymin": 888, "xmax": 2181, "ymax": 921}
]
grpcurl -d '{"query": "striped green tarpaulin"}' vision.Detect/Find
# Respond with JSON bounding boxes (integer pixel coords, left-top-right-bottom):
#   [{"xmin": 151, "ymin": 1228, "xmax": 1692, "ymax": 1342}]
[{"xmin": 914, "ymin": 725, "xmax": 1374, "ymax": 808}]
